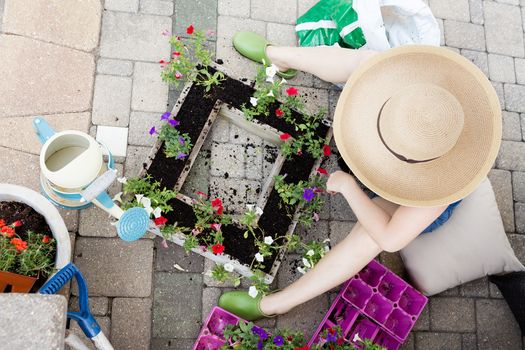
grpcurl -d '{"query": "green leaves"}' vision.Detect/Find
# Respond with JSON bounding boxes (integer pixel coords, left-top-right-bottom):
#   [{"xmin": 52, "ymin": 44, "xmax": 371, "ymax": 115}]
[
  {"xmin": 122, "ymin": 175, "xmax": 178, "ymax": 213},
  {"xmin": 157, "ymin": 123, "xmax": 193, "ymax": 159}
]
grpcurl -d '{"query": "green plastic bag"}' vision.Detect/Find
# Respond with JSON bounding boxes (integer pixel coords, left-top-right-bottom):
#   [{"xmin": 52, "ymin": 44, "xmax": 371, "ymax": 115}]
[{"xmin": 295, "ymin": 0, "xmax": 366, "ymax": 49}]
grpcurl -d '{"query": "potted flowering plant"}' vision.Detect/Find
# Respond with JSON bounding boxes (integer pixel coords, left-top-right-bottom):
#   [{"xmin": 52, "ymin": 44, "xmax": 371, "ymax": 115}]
[
  {"xmin": 0, "ymin": 184, "xmax": 70, "ymax": 293},
  {"xmin": 221, "ymin": 321, "xmax": 306, "ymax": 349},
  {"xmin": 311, "ymin": 327, "xmax": 387, "ymax": 350}
]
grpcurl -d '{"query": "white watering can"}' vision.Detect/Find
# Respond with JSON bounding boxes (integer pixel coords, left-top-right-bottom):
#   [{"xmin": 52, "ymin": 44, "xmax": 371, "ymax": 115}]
[{"xmin": 33, "ymin": 117, "xmax": 150, "ymax": 241}]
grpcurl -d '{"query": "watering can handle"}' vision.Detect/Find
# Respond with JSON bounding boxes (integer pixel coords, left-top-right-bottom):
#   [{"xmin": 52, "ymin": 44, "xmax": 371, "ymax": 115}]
[{"xmin": 33, "ymin": 118, "xmax": 56, "ymax": 144}]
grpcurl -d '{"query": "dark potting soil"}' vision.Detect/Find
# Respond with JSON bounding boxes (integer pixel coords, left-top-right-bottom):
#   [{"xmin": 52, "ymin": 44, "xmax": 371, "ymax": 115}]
[{"xmin": 146, "ymin": 66, "xmax": 330, "ymax": 272}]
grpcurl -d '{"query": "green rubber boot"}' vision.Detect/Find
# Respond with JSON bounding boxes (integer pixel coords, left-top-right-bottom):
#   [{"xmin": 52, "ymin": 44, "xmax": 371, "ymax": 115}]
[
  {"xmin": 218, "ymin": 290, "xmax": 274, "ymax": 321},
  {"xmin": 232, "ymin": 31, "xmax": 297, "ymax": 79}
]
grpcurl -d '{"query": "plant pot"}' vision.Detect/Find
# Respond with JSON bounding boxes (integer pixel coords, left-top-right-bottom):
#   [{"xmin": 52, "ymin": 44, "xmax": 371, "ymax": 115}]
[
  {"xmin": 0, "ymin": 184, "xmax": 71, "ymax": 292},
  {"xmin": 0, "ymin": 270, "xmax": 38, "ymax": 293}
]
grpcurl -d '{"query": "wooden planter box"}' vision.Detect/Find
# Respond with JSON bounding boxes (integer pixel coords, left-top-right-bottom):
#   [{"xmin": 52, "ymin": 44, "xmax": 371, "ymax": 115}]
[{"xmin": 138, "ymin": 63, "xmax": 332, "ymax": 283}]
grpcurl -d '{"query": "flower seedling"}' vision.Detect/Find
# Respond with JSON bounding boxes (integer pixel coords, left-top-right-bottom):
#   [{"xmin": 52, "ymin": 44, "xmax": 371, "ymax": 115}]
[
  {"xmin": 151, "ymin": 112, "xmax": 193, "ymax": 159},
  {"xmin": 160, "ymin": 25, "xmax": 225, "ymax": 92},
  {"xmin": 312, "ymin": 326, "xmax": 387, "ymax": 350}
]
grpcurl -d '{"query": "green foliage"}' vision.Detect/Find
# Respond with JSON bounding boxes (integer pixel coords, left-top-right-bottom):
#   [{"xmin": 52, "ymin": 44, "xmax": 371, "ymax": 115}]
[
  {"xmin": 221, "ymin": 321, "xmax": 306, "ymax": 350},
  {"xmin": 274, "ymin": 174, "xmax": 327, "ymax": 227},
  {"xmin": 241, "ymin": 65, "xmax": 282, "ymax": 121},
  {"xmin": 157, "ymin": 122, "xmax": 192, "ymax": 159},
  {"xmin": 0, "ymin": 229, "xmax": 56, "ymax": 278},
  {"xmin": 210, "ymin": 263, "xmax": 241, "ymax": 286},
  {"xmin": 161, "ymin": 29, "xmax": 225, "ymax": 91},
  {"xmin": 121, "ymin": 175, "xmax": 178, "ymax": 213},
  {"xmin": 311, "ymin": 326, "xmax": 387, "ymax": 350}
]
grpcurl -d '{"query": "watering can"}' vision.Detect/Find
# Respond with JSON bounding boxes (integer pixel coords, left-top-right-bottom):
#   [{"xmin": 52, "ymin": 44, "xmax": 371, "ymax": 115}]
[{"xmin": 33, "ymin": 117, "xmax": 150, "ymax": 241}]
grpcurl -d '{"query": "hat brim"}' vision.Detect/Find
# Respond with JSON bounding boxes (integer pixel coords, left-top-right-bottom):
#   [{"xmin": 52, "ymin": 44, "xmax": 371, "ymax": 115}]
[{"xmin": 333, "ymin": 45, "xmax": 502, "ymax": 207}]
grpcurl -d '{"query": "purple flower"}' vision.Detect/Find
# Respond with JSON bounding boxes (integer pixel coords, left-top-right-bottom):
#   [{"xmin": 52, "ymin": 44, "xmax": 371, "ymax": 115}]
[
  {"xmin": 273, "ymin": 336, "xmax": 284, "ymax": 346},
  {"xmin": 252, "ymin": 326, "xmax": 269, "ymax": 340},
  {"xmin": 326, "ymin": 332, "xmax": 337, "ymax": 343},
  {"xmin": 161, "ymin": 112, "xmax": 171, "ymax": 120},
  {"xmin": 176, "ymin": 153, "xmax": 187, "ymax": 160},
  {"xmin": 168, "ymin": 119, "xmax": 180, "ymax": 127},
  {"xmin": 303, "ymin": 188, "xmax": 315, "ymax": 202},
  {"xmin": 149, "ymin": 126, "xmax": 157, "ymax": 135},
  {"xmin": 258, "ymin": 340, "xmax": 263, "ymax": 350},
  {"xmin": 178, "ymin": 136, "xmax": 186, "ymax": 145}
]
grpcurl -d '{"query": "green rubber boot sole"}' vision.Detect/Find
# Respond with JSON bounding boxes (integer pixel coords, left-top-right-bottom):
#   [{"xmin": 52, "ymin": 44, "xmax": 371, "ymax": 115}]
[
  {"xmin": 218, "ymin": 290, "xmax": 270, "ymax": 321},
  {"xmin": 232, "ymin": 31, "xmax": 297, "ymax": 79}
]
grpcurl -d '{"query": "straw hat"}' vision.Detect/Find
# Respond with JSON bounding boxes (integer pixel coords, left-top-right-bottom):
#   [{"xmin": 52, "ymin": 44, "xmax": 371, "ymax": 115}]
[{"xmin": 333, "ymin": 45, "xmax": 502, "ymax": 207}]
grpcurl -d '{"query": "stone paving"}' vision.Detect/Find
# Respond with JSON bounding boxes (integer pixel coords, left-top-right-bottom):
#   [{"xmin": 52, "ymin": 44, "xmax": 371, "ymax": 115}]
[{"xmin": 1, "ymin": 0, "xmax": 525, "ymax": 349}]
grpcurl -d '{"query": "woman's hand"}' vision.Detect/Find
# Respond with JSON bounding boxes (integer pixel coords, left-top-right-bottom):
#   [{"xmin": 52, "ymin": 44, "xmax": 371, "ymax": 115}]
[{"xmin": 326, "ymin": 171, "xmax": 356, "ymax": 194}]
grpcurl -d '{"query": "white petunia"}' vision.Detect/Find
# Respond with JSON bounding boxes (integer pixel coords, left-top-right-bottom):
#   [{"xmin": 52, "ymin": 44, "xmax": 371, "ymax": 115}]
[
  {"xmin": 302, "ymin": 258, "xmax": 311, "ymax": 268},
  {"xmin": 255, "ymin": 252, "xmax": 264, "ymax": 262},
  {"xmin": 135, "ymin": 194, "xmax": 144, "ymax": 203},
  {"xmin": 246, "ymin": 204, "xmax": 255, "ymax": 211},
  {"xmin": 112, "ymin": 192, "xmax": 123, "ymax": 203},
  {"xmin": 324, "ymin": 245, "xmax": 330, "ymax": 252},
  {"xmin": 297, "ymin": 266, "xmax": 306, "ymax": 274},
  {"xmin": 145, "ymin": 206, "xmax": 154, "ymax": 215},
  {"xmin": 266, "ymin": 64, "xmax": 278, "ymax": 79},
  {"xmin": 250, "ymin": 97, "xmax": 258, "ymax": 107},
  {"xmin": 255, "ymin": 207, "xmax": 263, "ymax": 216},
  {"xmin": 224, "ymin": 263, "xmax": 234, "ymax": 272},
  {"xmin": 140, "ymin": 196, "xmax": 152, "ymax": 209},
  {"xmin": 152, "ymin": 207, "xmax": 162, "ymax": 218},
  {"xmin": 264, "ymin": 236, "xmax": 274, "ymax": 245},
  {"xmin": 306, "ymin": 249, "xmax": 315, "ymax": 257},
  {"xmin": 248, "ymin": 285, "xmax": 259, "ymax": 298},
  {"xmin": 280, "ymin": 77, "xmax": 287, "ymax": 85},
  {"xmin": 352, "ymin": 333, "xmax": 362, "ymax": 343},
  {"xmin": 117, "ymin": 177, "xmax": 127, "ymax": 184},
  {"xmin": 267, "ymin": 90, "xmax": 274, "ymax": 97}
]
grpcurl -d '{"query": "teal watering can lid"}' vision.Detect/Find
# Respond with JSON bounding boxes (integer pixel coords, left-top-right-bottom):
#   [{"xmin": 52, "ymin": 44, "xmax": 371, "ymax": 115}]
[{"xmin": 40, "ymin": 131, "xmax": 104, "ymax": 189}]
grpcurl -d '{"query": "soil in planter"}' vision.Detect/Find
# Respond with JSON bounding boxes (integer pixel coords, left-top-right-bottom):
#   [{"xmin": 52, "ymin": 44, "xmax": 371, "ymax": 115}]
[
  {"xmin": 0, "ymin": 201, "xmax": 56, "ymax": 292},
  {"xmin": 145, "ymin": 66, "xmax": 331, "ymax": 273}
]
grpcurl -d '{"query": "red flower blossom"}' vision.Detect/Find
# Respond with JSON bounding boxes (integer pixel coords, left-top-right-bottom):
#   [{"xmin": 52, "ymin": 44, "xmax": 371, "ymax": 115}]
[
  {"xmin": 211, "ymin": 198, "xmax": 224, "ymax": 215},
  {"xmin": 1, "ymin": 226, "xmax": 15, "ymax": 238},
  {"xmin": 186, "ymin": 24, "xmax": 194, "ymax": 35},
  {"xmin": 10, "ymin": 238, "xmax": 28, "ymax": 251},
  {"xmin": 211, "ymin": 243, "xmax": 225, "ymax": 255},
  {"xmin": 337, "ymin": 338, "xmax": 344, "ymax": 345},
  {"xmin": 159, "ymin": 59, "xmax": 165, "ymax": 64},
  {"xmin": 317, "ymin": 167, "xmax": 328, "ymax": 175},
  {"xmin": 275, "ymin": 108, "xmax": 284, "ymax": 118},
  {"xmin": 12, "ymin": 220, "xmax": 23, "ymax": 227},
  {"xmin": 154, "ymin": 216, "xmax": 168, "ymax": 226},
  {"xmin": 323, "ymin": 145, "xmax": 331, "ymax": 156},
  {"xmin": 0, "ymin": 219, "xmax": 5, "ymax": 227},
  {"xmin": 286, "ymin": 87, "xmax": 298, "ymax": 96},
  {"xmin": 297, "ymin": 149, "xmax": 302, "ymax": 156},
  {"xmin": 42, "ymin": 235, "xmax": 51, "ymax": 244},
  {"xmin": 173, "ymin": 51, "xmax": 181, "ymax": 57},
  {"xmin": 280, "ymin": 133, "xmax": 291, "ymax": 141}
]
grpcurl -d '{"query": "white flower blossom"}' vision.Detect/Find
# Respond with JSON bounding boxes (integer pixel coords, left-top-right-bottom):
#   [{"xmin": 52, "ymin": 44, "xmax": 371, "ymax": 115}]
[
  {"xmin": 306, "ymin": 249, "xmax": 315, "ymax": 257},
  {"xmin": 267, "ymin": 90, "xmax": 274, "ymax": 97},
  {"xmin": 302, "ymin": 258, "xmax": 312, "ymax": 268},
  {"xmin": 266, "ymin": 64, "xmax": 278, "ymax": 79},
  {"xmin": 140, "ymin": 196, "xmax": 151, "ymax": 209},
  {"xmin": 248, "ymin": 285, "xmax": 259, "ymax": 298},
  {"xmin": 135, "ymin": 194, "xmax": 144, "ymax": 203},
  {"xmin": 352, "ymin": 333, "xmax": 362, "ymax": 343},
  {"xmin": 324, "ymin": 245, "xmax": 330, "ymax": 252},
  {"xmin": 264, "ymin": 236, "xmax": 274, "ymax": 245},
  {"xmin": 112, "ymin": 192, "xmax": 123, "ymax": 203},
  {"xmin": 323, "ymin": 238, "xmax": 331, "ymax": 243},
  {"xmin": 250, "ymin": 97, "xmax": 258, "ymax": 107},
  {"xmin": 152, "ymin": 207, "xmax": 162, "ymax": 218},
  {"xmin": 297, "ymin": 266, "xmax": 306, "ymax": 274},
  {"xmin": 224, "ymin": 263, "xmax": 234, "ymax": 272},
  {"xmin": 280, "ymin": 77, "xmax": 287, "ymax": 85},
  {"xmin": 246, "ymin": 204, "xmax": 255, "ymax": 211},
  {"xmin": 255, "ymin": 252, "xmax": 264, "ymax": 262},
  {"xmin": 255, "ymin": 207, "xmax": 263, "ymax": 216},
  {"xmin": 117, "ymin": 177, "xmax": 127, "ymax": 184}
]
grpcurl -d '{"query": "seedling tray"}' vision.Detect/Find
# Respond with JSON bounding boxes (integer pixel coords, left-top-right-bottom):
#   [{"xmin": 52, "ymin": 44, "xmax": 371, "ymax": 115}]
[
  {"xmin": 308, "ymin": 260, "xmax": 428, "ymax": 349},
  {"xmin": 193, "ymin": 306, "xmax": 242, "ymax": 350}
]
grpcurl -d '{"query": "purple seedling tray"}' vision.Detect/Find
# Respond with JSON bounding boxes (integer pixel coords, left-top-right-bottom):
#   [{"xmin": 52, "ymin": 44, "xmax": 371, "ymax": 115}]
[
  {"xmin": 193, "ymin": 306, "xmax": 242, "ymax": 350},
  {"xmin": 309, "ymin": 260, "xmax": 428, "ymax": 349}
]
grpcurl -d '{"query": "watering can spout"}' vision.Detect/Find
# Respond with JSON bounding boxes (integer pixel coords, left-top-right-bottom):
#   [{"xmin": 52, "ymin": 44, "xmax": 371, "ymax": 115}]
[{"xmin": 33, "ymin": 117, "xmax": 56, "ymax": 144}]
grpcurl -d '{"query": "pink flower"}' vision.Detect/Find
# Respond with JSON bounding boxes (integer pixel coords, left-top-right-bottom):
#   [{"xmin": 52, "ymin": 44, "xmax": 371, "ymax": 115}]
[
  {"xmin": 161, "ymin": 29, "xmax": 170, "ymax": 36},
  {"xmin": 175, "ymin": 71, "xmax": 183, "ymax": 79},
  {"xmin": 313, "ymin": 212, "xmax": 320, "ymax": 222},
  {"xmin": 210, "ymin": 223, "xmax": 222, "ymax": 232}
]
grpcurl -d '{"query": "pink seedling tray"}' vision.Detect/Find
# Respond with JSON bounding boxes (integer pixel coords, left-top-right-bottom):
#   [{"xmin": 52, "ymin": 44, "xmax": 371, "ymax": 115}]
[
  {"xmin": 193, "ymin": 306, "xmax": 242, "ymax": 350},
  {"xmin": 309, "ymin": 260, "xmax": 428, "ymax": 349}
]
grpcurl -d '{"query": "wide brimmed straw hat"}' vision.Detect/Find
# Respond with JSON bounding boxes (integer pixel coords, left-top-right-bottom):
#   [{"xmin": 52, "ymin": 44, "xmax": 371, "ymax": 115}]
[{"xmin": 333, "ymin": 45, "xmax": 502, "ymax": 207}]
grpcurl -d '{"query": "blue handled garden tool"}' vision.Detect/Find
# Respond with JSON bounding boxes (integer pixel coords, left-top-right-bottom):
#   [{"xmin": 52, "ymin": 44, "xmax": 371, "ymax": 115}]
[
  {"xmin": 33, "ymin": 117, "xmax": 150, "ymax": 241},
  {"xmin": 39, "ymin": 263, "xmax": 114, "ymax": 350}
]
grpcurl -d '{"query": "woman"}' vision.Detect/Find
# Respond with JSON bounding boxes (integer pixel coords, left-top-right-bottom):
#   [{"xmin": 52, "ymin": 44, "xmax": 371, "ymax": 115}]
[{"xmin": 219, "ymin": 32, "xmax": 502, "ymax": 320}]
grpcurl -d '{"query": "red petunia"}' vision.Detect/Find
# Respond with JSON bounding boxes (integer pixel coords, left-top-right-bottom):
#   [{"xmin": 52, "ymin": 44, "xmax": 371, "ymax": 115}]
[
  {"xmin": 323, "ymin": 145, "xmax": 331, "ymax": 156},
  {"xmin": 12, "ymin": 220, "xmax": 23, "ymax": 227},
  {"xmin": 173, "ymin": 51, "xmax": 181, "ymax": 57},
  {"xmin": 186, "ymin": 24, "xmax": 194, "ymax": 35},
  {"xmin": 317, "ymin": 167, "xmax": 328, "ymax": 175},
  {"xmin": 275, "ymin": 108, "xmax": 284, "ymax": 118},
  {"xmin": 280, "ymin": 133, "xmax": 291, "ymax": 141},
  {"xmin": 42, "ymin": 235, "xmax": 51, "ymax": 244},
  {"xmin": 159, "ymin": 59, "xmax": 165, "ymax": 64},
  {"xmin": 211, "ymin": 243, "xmax": 225, "ymax": 255},
  {"xmin": 154, "ymin": 216, "xmax": 168, "ymax": 226},
  {"xmin": 286, "ymin": 87, "xmax": 298, "ymax": 96},
  {"xmin": 1, "ymin": 226, "xmax": 15, "ymax": 238},
  {"xmin": 211, "ymin": 198, "xmax": 224, "ymax": 215}
]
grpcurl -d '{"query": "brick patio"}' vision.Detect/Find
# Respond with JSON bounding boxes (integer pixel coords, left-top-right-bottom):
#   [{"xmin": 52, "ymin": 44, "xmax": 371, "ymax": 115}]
[{"xmin": 0, "ymin": 0, "xmax": 525, "ymax": 349}]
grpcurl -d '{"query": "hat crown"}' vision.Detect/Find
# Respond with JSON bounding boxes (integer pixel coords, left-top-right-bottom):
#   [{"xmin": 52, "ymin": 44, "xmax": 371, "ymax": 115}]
[{"xmin": 379, "ymin": 83, "xmax": 465, "ymax": 161}]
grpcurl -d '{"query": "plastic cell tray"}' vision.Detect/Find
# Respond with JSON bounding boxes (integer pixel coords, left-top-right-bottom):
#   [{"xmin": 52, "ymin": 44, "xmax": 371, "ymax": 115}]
[
  {"xmin": 193, "ymin": 306, "xmax": 241, "ymax": 350},
  {"xmin": 309, "ymin": 260, "xmax": 428, "ymax": 349}
]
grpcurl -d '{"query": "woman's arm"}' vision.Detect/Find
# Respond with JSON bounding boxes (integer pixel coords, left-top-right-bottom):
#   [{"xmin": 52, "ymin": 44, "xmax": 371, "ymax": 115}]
[{"xmin": 327, "ymin": 171, "xmax": 446, "ymax": 252}]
